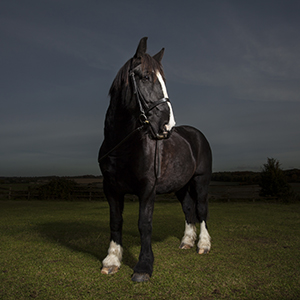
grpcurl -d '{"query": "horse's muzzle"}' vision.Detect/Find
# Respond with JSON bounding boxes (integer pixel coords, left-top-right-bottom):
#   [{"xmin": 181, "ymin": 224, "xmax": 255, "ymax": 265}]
[{"xmin": 156, "ymin": 127, "xmax": 171, "ymax": 140}]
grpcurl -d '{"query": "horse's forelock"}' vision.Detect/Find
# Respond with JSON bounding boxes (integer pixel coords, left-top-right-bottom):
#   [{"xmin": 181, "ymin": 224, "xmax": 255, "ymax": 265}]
[{"xmin": 141, "ymin": 54, "xmax": 165, "ymax": 82}]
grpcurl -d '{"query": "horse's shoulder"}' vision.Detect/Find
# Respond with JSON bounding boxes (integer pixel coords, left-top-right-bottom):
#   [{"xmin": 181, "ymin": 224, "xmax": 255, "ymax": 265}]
[{"xmin": 171, "ymin": 125, "xmax": 210, "ymax": 151}]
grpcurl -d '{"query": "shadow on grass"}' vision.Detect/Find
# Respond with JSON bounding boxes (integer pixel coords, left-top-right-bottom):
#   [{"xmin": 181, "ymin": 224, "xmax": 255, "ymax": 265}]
[
  {"xmin": 36, "ymin": 207, "xmax": 184, "ymax": 270},
  {"xmin": 36, "ymin": 220, "xmax": 139, "ymax": 269}
]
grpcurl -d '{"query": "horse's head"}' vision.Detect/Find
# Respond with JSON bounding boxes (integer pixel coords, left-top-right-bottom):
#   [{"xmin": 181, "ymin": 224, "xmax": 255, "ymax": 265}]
[{"xmin": 109, "ymin": 37, "xmax": 176, "ymax": 139}]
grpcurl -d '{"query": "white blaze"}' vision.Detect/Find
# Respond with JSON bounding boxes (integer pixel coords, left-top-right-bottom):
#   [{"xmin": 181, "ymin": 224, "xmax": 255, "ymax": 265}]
[
  {"xmin": 156, "ymin": 71, "xmax": 169, "ymax": 98},
  {"xmin": 156, "ymin": 71, "xmax": 176, "ymax": 131}
]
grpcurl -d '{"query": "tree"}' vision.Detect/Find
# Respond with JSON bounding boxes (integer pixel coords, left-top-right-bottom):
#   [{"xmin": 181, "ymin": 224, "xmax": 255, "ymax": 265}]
[{"xmin": 259, "ymin": 158, "xmax": 292, "ymax": 199}]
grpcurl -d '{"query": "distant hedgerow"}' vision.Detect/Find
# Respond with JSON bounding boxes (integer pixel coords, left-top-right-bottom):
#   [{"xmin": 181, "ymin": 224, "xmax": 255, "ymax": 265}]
[{"xmin": 37, "ymin": 178, "xmax": 78, "ymax": 200}]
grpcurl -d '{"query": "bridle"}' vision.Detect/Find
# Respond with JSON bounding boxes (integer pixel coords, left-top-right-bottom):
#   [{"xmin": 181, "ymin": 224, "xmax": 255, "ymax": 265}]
[
  {"xmin": 129, "ymin": 70, "xmax": 171, "ymax": 140},
  {"xmin": 99, "ymin": 68, "xmax": 172, "ymax": 168}
]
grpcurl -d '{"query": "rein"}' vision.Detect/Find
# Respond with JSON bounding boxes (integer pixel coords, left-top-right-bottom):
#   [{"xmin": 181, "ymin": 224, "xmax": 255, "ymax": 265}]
[
  {"xmin": 98, "ymin": 125, "xmax": 145, "ymax": 162},
  {"xmin": 98, "ymin": 124, "xmax": 162, "ymax": 179}
]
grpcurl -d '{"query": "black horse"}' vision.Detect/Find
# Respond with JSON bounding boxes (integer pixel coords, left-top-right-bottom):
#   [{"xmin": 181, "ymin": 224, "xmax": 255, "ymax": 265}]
[{"xmin": 98, "ymin": 37, "xmax": 212, "ymax": 282}]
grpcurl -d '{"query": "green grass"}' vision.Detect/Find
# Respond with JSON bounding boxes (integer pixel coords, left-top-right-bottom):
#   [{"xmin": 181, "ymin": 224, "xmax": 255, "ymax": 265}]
[{"xmin": 0, "ymin": 200, "xmax": 300, "ymax": 299}]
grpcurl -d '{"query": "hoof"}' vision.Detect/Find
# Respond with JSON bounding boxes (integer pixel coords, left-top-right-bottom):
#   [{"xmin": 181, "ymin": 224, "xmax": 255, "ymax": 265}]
[
  {"xmin": 101, "ymin": 266, "xmax": 119, "ymax": 275},
  {"xmin": 198, "ymin": 248, "xmax": 210, "ymax": 254},
  {"xmin": 179, "ymin": 243, "xmax": 193, "ymax": 250},
  {"xmin": 131, "ymin": 273, "xmax": 150, "ymax": 282}
]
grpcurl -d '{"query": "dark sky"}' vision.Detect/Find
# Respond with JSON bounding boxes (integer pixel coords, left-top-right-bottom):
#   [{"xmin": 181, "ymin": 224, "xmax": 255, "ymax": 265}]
[{"xmin": 1, "ymin": 0, "xmax": 300, "ymax": 176}]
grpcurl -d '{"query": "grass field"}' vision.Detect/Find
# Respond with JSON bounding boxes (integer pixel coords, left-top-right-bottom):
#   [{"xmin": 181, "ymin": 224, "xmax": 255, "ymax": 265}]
[{"xmin": 1, "ymin": 200, "xmax": 300, "ymax": 299}]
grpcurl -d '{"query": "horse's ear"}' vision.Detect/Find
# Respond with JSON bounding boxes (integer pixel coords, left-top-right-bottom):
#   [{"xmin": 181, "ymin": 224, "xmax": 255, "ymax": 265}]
[
  {"xmin": 134, "ymin": 37, "xmax": 148, "ymax": 58},
  {"xmin": 153, "ymin": 48, "xmax": 165, "ymax": 63}
]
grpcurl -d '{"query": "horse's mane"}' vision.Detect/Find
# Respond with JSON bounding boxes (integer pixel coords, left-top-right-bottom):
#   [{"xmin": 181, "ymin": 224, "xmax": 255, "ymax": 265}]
[{"xmin": 109, "ymin": 53, "xmax": 165, "ymax": 96}]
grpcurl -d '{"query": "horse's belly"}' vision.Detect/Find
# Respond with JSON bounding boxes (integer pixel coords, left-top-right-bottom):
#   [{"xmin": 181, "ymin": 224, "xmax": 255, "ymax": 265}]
[{"xmin": 155, "ymin": 155, "xmax": 196, "ymax": 193}]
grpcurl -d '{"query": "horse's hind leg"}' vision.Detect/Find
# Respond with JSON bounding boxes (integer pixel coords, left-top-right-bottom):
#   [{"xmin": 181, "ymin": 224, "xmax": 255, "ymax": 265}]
[
  {"xmin": 101, "ymin": 186, "xmax": 124, "ymax": 275},
  {"xmin": 176, "ymin": 185, "xmax": 197, "ymax": 249},
  {"xmin": 192, "ymin": 175, "xmax": 211, "ymax": 254}
]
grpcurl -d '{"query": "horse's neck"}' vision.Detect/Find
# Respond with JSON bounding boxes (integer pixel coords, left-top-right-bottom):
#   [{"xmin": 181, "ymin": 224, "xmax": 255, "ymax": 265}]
[{"xmin": 104, "ymin": 96, "xmax": 138, "ymax": 145}]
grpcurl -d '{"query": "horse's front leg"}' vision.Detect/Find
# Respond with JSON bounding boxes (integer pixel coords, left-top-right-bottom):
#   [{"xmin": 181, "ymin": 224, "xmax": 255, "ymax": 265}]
[
  {"xmin": 101, "ymin": 189, "xmax": 124, "ymax": 275},
  {"xmin": 131, "ymin": 192, "xmax": 155, "ymax": 282}
]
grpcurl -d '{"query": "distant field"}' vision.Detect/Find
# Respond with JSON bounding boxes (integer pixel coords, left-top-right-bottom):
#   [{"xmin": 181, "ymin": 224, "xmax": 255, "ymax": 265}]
[
  {"xmin": 1, "ymin": 178, "xmax": 300, "ymax": 202},
  {"xmin": 209, "ymin": 182, "xmax": 300, "ymax": 202},
  {"xmin": 72, "ymin": 177, "xmax": 103, "ymax": 185},
  {"xmin": 1, "ymin": 200, "xmax": 299, "ymax": 299}
]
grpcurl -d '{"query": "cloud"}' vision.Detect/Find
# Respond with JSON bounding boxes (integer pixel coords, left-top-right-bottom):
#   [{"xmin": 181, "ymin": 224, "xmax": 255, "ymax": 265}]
[
  {"xmin": 1, "ymin": 0, "xmax": 300, "ymax": 176},
  {"xmin": 163, "ymin": 2, "xmax": 300, "ymax": 103}
]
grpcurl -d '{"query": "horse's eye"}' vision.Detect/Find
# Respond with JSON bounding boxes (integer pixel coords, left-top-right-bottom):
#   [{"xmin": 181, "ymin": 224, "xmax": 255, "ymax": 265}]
[{"xmin": 143, "ymin": 75, "xmax": 150, "ymax": 82}]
